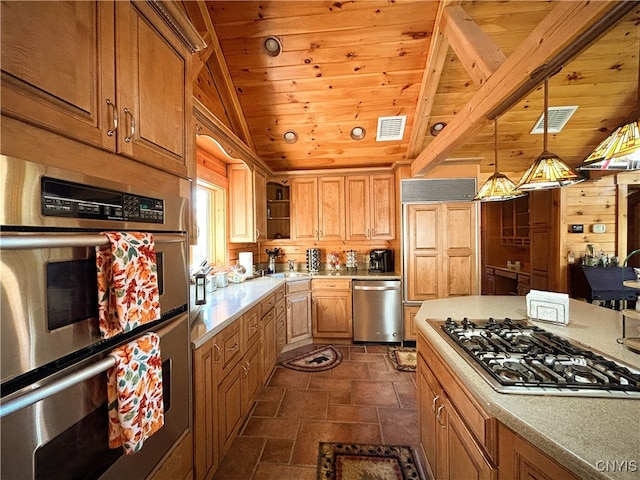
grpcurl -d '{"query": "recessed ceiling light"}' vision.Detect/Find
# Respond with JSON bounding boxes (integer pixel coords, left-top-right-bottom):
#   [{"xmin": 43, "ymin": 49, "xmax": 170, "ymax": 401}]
[
  {"xmin": 430, "ymin": 122, "xmax": 447, "ymax": 136},
  {"xmin": 350, "ymin": 127, "xmax": 366, "ymax": 140},
  {"xmin": 264, "ymin": 36, "xmax": 282, "ymax": 57},
  {"xmin": 283, "ymin": 130, "xmax": 298, "ymax": 143}
]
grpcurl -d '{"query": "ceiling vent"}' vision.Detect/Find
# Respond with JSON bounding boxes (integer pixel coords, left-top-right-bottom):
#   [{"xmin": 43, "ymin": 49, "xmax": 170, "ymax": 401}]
[
  {"xmin": 530, "ymin": 106, "xmax": 578, "ymax": 134},
  {"xmin": 376, "ymin": 116, "xmax": 406, "ymax": 141}
]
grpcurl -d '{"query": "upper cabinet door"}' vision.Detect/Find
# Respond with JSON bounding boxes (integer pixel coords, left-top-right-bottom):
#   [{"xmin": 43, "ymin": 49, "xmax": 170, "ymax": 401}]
[
  {"xmin": 254, "ymin": 169, "xmax": 267, "ymax": 241},
  {"xmin": 345, "ymin": 174, "xmax": 395, "ymax": 241},
  {"xmin": 370, "ymin": 174, "xmax": 395, "ymax": 240},
  {"xmin": 228, "ymin": 164, "xmax": 255, "ymax": 243},
  {"xmin": 318, "ymin": 177, "xmax": 345, "ymax": 241},
  {"xmin": 115, "ymin": 1, "xmax": 189, "ymax": 177},
  {"xmin": 291, "ymin": 177, "xmax": 319, "ymax": 241},
  {"xmin": 0, "ymin": 1, "xmax": 116, "ymax": 150},
  {"xmin": 345, "ymin": 176, "xmax": 371, "ymax": 241}
]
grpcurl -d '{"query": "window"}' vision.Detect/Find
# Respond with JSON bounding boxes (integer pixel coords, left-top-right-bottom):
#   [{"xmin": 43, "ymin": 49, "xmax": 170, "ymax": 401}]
[{"xmin": 192, "ymin": 181, "xmax": 226, "ymax": 268}]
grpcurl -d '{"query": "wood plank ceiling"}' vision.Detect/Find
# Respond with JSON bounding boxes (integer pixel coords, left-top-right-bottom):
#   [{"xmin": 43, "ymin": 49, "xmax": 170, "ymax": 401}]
[{"xmin": 183, "ymin": 1, "xmax": 640, "ymax": 179}]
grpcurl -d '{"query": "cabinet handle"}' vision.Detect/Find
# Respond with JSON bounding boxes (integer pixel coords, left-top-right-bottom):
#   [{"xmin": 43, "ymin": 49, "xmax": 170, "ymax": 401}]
[
  {"xmin": 436, "ymin": 404, "xmax": 446, "ymax": 429},
  {"xmin": 287, "ymin": 300, "xmax": 291, "ymax": 310},
  {"xmin": 256, "ymin": 229, "xmax": 260, "ymax": 239},
  {"xmin": 123, "ymin": 108, "xmax": 135, "ymax": 143},
  {"xmin": 228, "ymin": 342, "xmax": 239, "ymax": 352},
  {"xmin": 106, "ymin": 99, "xmax": 118, "ymax": 136},
  {"xmin": 431, "ymin": 395, "xmax": 440, "ymax": 412},
  {"xmin": 214, "ymin": 344, "xmax": 221, "ymax": 361},
  {"xmin": 241, "ymin": 365, "xmax": 248, "ymax": 378},
  {"xmin": 367, "ymin": 228, "xmax": 370, "ymax": 238}
]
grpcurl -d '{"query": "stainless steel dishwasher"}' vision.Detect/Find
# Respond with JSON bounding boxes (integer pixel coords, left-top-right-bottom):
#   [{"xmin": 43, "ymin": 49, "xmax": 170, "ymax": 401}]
[{"xmin": 352, "ymin": 280, "xmax": 402, "ymax": 342}]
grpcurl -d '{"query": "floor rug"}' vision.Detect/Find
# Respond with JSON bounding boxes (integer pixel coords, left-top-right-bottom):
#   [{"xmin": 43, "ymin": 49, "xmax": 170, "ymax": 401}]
[
  {"xmin": 317, "ymin": 443, "xmax": 422, "ymax": 480},
  {"xmin": 388, "ymin": 347, "xmax": 417, "ymax": 372},
  {"xmin": 280, "ymin": 345, "xmax": 342, "ymax": 372}
]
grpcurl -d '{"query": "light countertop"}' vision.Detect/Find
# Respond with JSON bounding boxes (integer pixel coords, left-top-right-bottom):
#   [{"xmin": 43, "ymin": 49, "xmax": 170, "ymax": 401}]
[
  {"xmin": 415, "ymin": 296, "xmax": 640, "ymax": 480},
  {"xmin": 190, "ymin": 276, "xmax": 285, "ymax": 348},
  {"xmin": 190, "ymin": 270, "xmax": 402, "ymax": 348}
]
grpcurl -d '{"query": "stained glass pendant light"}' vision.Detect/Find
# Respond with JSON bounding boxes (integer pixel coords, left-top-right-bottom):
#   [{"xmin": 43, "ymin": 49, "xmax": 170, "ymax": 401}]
[
  {"xmin": 474, "ymin": 118, "xmax": 525, "ymax": 201},
  {"xmin": 578, "ymin": 120, "xmax": 640, "ymax": 170},
  {"xmin": 578, "ymin": 42, "xmax": 640, "ymax": 171},
  {"xmin": 516, "ymin": 77, "xmax": 585, "ymax": 190}
]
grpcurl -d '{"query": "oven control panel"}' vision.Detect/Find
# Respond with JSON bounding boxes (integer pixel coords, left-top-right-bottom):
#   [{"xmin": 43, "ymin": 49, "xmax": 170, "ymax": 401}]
[{"xmin": 41, "ymin": 177, "xmax": 164, "ymax": 223}]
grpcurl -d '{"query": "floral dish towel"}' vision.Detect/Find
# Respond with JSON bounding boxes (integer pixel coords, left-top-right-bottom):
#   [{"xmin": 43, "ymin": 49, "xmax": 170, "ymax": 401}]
[
  {"xmin": 96, "ymin": 232, "xmax": 161, "ymax": 339},
  {"xmin": 107, "ymin": 332, "xmax": 164, "ymax": 455}
]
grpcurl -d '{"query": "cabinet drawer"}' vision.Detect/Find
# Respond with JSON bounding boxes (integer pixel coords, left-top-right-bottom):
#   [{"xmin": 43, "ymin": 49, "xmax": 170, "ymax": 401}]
[
  {"xmin": 495, "ymin": 269, "xmax": 517, "ymax": 280},
  {"xmin": 275, "ymin": 286, "xmax": 286, "ymax": 303},
  {"xmin": 312, "ymin": 278, "xmax": 351, "ymax": 291},
  {"xmin": 517, "ymin": 274, "xmax": 530, "ymax": 286},
  {"xmin": 260, "ymin": 293, "xmax": 276, "ymax": 317},
  {"xmin": 243, "ymin": 305, "xmax": 260, "ymax": 349},
  {"xmin": 216, "ymin": 322, "xmax": 242, "ymax": 379},
  {"xmin": 286, "ymin": 279, "xmax": 311, "ymax": 294}
]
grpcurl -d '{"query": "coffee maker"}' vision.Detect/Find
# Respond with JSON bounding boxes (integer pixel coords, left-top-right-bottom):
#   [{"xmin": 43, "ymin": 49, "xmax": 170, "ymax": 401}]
[{"xmin": 369, "ymin": 249, "xmax": 394, "ymax": 273}]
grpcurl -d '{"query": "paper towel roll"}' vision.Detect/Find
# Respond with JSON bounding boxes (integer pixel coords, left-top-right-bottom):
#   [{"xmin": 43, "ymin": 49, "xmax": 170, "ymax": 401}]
[{"xmin": 239, "ymin": 252, "xmax": 253, "ymax": 276}]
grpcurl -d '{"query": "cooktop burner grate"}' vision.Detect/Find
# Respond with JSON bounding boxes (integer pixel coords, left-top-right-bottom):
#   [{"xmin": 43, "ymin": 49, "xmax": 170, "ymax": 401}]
[{"xmin": 432, "ymin": 318, "xmax": 640, "ymax": 398}]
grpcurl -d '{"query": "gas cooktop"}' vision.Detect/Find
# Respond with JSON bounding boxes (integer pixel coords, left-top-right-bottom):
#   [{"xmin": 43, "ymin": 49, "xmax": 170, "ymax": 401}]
[{"xmin": 431, "ymin": 318, "xmax": 640, "ymax": 399}]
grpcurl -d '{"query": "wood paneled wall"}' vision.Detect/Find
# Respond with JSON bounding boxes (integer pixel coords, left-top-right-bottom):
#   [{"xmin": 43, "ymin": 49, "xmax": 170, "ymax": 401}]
[{"xmin": 562, "ymin": 176, "xmax": 618, "ymax": 261}]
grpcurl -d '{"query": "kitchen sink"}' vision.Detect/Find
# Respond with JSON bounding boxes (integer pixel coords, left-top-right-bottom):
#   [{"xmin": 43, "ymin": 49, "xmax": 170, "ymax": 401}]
[{"xmin": 269, "ymin": 272, "xmax": 310, "ymax": 279}]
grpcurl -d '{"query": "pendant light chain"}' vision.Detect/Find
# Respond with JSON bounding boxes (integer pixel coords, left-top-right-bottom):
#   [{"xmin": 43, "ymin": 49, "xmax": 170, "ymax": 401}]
[
  {"xmin": 494, "ymin": 118, "xmax": 499, "ymax": 173},
  {"xmin": 543, "ymin": 77, "xmax": 549, "ymax": 152}
]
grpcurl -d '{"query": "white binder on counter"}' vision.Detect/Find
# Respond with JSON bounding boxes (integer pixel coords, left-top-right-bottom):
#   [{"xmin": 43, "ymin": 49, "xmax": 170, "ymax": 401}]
[{"xmin": 526, "ymin": 290, "xmax": 570, "ymax": 325}]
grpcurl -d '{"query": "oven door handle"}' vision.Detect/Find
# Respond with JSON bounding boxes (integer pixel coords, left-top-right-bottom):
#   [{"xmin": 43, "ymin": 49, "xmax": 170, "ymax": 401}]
[
  {"xmin": 0, "ymin": 232, "xmax": 185, "ymax": 250},
  {"xmin": 0, "ymin": 318, "xmax": 178, "ymax": 418}
]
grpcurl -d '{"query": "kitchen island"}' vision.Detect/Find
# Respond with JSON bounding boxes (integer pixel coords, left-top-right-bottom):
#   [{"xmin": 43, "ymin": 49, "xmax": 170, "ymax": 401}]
[{"xmin": 415, "ymin": 296, "xmax": 640, "ymax": 480}]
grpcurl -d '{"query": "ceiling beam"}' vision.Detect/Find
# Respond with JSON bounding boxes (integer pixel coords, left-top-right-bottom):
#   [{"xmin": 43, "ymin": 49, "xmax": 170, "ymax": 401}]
[
  {"xmin": 195, "ymin": 0, "xmax": 256, "ymax": 150},
  {"xmin": 407, "ymin": 0, "xmax": 459, "ymax": 159},
  {"xmin": 441, "ymin": 6, "xmax": 506, "ymax": 87},
  {"xmin": 410, "ymin": 0, "xmax": 622, "ymax": 177}
]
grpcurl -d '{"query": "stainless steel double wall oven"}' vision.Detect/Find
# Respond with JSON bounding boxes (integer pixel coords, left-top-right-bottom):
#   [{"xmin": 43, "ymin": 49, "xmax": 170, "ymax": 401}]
[{"xmin": 0, "ymin": 157, "xmax": 191, "ymax": 479}]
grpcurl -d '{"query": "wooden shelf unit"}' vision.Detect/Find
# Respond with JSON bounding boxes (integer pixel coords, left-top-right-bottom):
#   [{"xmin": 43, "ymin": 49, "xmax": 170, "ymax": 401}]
[
  {"xmin": 501, "ymin": 196, "xmax": 530, "ymax": 246},
  {"xmin": 266, "ymin": 181, "xmax": 290, "ymax": 239}
]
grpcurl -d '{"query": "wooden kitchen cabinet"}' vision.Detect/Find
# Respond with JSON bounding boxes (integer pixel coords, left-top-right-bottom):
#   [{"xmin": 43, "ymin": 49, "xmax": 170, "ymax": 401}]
[
  {"xmin": 290, "ymin": 177, "xmax": 345, "ymax": 241},
  {"xmin": 254, "ymin": 168, "xmax": 268, "ymax": 241},
  {"xmin": 193, "ymin": 304, "xmax": 261, "ymax": 480},
  {"xmin": 228, "ymin": 164, "xmax": 258, "ymax": 243},
  {"xmin": 501, "ymin": 196, "xmax": 529, "ymax": 246},
  {"xmin": 403, "ymin": 305, "xmax": 421, "ymax": 341},
  {"xmin": 529, "ymin": 189, "xmax": 560, "ymax": 291},
  {"xmin": 1, "ymin": 1, "xmax": 197, "ymax": 178},
  {"xmin": 266, "ymin": 180, "xmax": 290, "ymax": 239},
  {"xmin": 406, "ymin": 203, "xmax": 478, "ymax": 300},
  {"xmin": 286, "ymin": 279, "xmax": 312, "ymax": 344},
  {"xmin": 259, "ymin": 290, "xmax": 279, "ymax": 384},
  {"xmin": 193, "ymin": 337, "xmax": 219, "ymax": 480},
  {"xmin": 275, "ymin": 289, "xmax": 287, "ymax": 354},
  {"xmin": 345, "ymin": 174, "xmax": 396, "ymax": 240},
  {"xmin": 417, "ymin": 331, "xmax": 496, "ymax": 480},
  {"xmin": 498, "ymin": 423, "xmax": 580, "ymax": 480},
  {"xmin": 311, "ymin": 279, "xmax": 352, "ymax": 338}
]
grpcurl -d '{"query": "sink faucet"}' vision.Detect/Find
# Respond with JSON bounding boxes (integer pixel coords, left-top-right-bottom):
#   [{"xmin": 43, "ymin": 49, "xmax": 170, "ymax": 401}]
[{"xmin": 288, "ymin": 259, "xmax": 295, "ymax": 272}]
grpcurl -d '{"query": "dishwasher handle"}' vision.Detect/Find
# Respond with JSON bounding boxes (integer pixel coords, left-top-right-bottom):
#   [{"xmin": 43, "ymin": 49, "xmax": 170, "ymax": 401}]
[{"xmin": 353, "ymin": 284, "xmax": 400, "ymax": 292}]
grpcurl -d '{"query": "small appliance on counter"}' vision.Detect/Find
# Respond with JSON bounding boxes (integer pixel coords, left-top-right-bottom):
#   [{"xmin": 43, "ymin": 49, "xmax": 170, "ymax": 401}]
[
  {"xmin": 266, "ymin": 248, "xmax": 281, "ymax": 274},
  {"xmin": 369, "ymin": 249, "xmax": 394, "ymax": 273},
  {"xmin": 306, "ymin": 248, "xmax": 320, "ymax": 273}
]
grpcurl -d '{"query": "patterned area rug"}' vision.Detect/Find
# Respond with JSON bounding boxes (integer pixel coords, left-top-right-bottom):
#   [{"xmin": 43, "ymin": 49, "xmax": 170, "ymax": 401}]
[
  {"xmin": 388, "ymin": 347, "xmax": 417, "ymax": 372},
  {"xmin": 280, "ymin": 345, "xmax": 343, "ymax": 372},
  {"xmin": 317, "ymin": 443, "xmax": 422, "ymax": 480}
]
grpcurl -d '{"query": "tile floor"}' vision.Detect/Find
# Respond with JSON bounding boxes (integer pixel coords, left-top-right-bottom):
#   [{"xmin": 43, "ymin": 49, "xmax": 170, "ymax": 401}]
[{"xmin": 212, "ymin": 343, "xmax": 423, "ymax": 480}]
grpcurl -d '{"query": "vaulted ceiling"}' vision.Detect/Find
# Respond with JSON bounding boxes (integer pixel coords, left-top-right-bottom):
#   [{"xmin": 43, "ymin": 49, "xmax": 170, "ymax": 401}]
[{"xmin": 181, "ymin": 1, "xmax": 640, "ymax": 180}]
